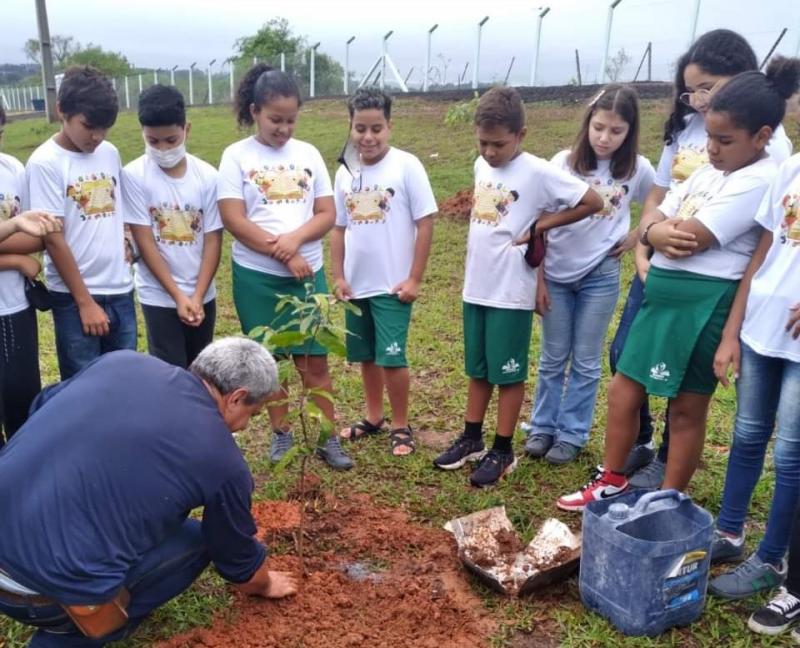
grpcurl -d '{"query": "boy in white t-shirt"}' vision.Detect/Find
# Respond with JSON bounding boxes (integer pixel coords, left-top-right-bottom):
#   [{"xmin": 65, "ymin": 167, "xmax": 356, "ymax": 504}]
[
  {"xmin": 433, "ymin": 87, "xmax": 603, "ymax": 487},
  {"xmin": 331, "ymin": 88, "xmax": 436, "ymax": 457},
  {"xmin": 26, "ymin": 66, "xmax": 135, "ymax": 379},
  {"xmin": 123, "ymin": 85, "xmax": 222, "ymax": 368}
]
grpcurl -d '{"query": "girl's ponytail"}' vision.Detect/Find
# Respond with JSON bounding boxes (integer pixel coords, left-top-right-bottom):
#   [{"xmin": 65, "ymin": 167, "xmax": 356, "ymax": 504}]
[
  {"xmin": 765, "ymin": 56, "xmax": 800, "ymax": 101},
  {"xmin": 235, "ymin": 63, "xmax": 274, "ymax": 128}
]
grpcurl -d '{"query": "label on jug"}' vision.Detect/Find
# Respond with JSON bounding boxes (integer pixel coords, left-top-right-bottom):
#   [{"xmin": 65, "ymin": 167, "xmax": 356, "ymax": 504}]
[{"xmin": 662, "ymin": 549, "xmax": 707, "ymax": 609}]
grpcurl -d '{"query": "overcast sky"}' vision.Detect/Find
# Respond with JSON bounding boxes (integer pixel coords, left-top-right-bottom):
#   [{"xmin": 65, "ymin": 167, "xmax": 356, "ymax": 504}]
[{"xmin": 3, "ymin": 0, "xmax": 800, "ymax": 87}]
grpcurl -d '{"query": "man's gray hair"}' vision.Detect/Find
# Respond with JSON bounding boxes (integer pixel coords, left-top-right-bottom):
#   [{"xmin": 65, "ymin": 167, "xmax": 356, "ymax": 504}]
[{"xmin": 190, "ymin": 337, "xmax": 278, "ymax": 403}]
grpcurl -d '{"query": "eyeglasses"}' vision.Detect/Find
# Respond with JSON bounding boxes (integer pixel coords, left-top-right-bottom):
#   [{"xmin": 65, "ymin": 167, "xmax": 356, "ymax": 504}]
[{"xmin": 679, "ymin": 79, "xmax": 724, "ymax": 108}]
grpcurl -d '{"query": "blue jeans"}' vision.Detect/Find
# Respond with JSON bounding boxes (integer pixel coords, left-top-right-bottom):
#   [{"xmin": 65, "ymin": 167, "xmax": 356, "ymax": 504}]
[
  {"xmin": 530, "ymin": 256, "xmax": 620, "ymax": 448},
  {"xmin": 716, "ymin": 342, "xmax": 800, "ymax": 565},
  {"xmin": 0, "ymin": 519, "xmax": 210, "ymax": 647},
  {"xmin": 609, "ymin": 273, "xmax": 670, "ymax": 460},
  {"xmin": 50, "ymin": 292, "xmax": 137, "ymax": 380}
]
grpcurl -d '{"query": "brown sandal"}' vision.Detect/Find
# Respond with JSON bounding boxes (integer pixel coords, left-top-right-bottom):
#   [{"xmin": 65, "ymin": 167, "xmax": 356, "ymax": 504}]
[
  {"xmin": 389, "ymin": 427, "xmax": 416, "ymax": 457},
  {"xmin": 340, "ymin": 418, "xmax": 386, "ymax": 440}
]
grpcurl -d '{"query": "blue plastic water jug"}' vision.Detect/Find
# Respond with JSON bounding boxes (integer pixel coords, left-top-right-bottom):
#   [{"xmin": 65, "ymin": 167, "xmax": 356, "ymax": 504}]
[{"xmin": 579, "ymin": 489, "xmax": 713, "ymax": 636}]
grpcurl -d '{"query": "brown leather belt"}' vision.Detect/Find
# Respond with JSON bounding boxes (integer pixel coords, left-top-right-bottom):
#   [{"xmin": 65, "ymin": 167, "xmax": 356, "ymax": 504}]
[{"xmin": 0, "ymin": 589, "xmax": 55, "ymax": 607}]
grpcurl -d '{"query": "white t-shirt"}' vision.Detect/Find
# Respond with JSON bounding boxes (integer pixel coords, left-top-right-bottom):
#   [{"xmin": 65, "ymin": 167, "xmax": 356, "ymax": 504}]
[
  {"xmin": 217, "ymin": 136, "xmax": 332, "ymax": 277},
  {"xmin": 655, "ymin": 112, "xmax": 792, "ymax": 191},
  {"xmin": 741, "ymin": 154, "xmax": 800, "ymax": 362},
  {"xmin": 544, "ymin": 150, "xmax": 655, "ymax": 283},
  {"xmin": 652, "ymin": 157, "xmax": 777, "ymax": 280},
  {"xmin": 0, "ymin": 154, "xmax": 29, "ymax": 316},
  {"xmin": 26, "ymin": 138, "xmax": 132, "ymax": 294},
  {"xmin": 463, "ymin": 153, "xmax": 589, "ymax": 310},
  {"xmin": 333, "ymin": 148, "xmax": 437, "ymax": 299},
  {"xmin": 122, "ymin": 153, "xmax": 223, "ymax": 308}
]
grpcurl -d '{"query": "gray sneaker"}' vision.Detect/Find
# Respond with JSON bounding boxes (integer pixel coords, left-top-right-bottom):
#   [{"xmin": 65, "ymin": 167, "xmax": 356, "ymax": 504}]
[
  {"xmin": 709, "ymin": 552, "xmax": 787, "ymax": 600},
  {"xmin": 524, "ymin": 432, "xmax": 554, "ymax": 458},
  {"xmin": 269, "ymin": 430, "xmax": 294, "ymax": 463},
  {"xmin": 710, "ymin": 528, "xmax": 745, "ymax": 564},
  {"xmin": 544, "ymin": 441, "xmax": 581, "ymax": 465},
  {"xmin": 628, "ymin": 457, "xmax": 665, "ymax": 489},
  {"xmin": 622, "ymin": 442, "xmax": 655, "ymax": 476},
  {"xmin": 316, "ymin": 436, "xmax": 354, "ymax": 471}
]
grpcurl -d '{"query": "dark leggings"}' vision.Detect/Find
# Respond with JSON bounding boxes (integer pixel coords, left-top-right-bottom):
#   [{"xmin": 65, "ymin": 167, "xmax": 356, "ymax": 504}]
[
  {"xmin": 609, "ymin": 274, "xmax": 670, "ymax": 462},
  {"xmin": 142, "ymin": 300, "xmax": 216, "ymax": 369},
  {"xmin": 0, "ymin": 306, "xmax": 41, "ymax": 445}
]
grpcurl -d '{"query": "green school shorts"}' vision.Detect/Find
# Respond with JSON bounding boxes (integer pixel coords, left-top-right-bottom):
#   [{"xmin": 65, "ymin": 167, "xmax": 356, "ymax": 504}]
[
  {"xmin": 232, "ymin": 261, "xmax": 329, "ymax": 356},
  {"xmin": 345, "ymin": 294, "xmax": 413, "ymax": 367},
  {"xmin": 617, "ymin": 266, "xmax": 737, "ymax": 397},
  {"xmin": 463, "ymin": 301, "xmax": 533, "ymax": 386}
]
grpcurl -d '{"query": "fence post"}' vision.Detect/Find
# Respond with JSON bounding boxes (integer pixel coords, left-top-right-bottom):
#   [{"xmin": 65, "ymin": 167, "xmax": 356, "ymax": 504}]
[
  {"xmin": 189, "ymin": 63, "xmax": 197, "ymax": 105},
  {"xmin": 309, "ymin": 43, "xmax": 320, "ymax": 98},
  {"xmin": 138, "ymin": 74, "xmax": 143, "ymax": 95},
  {"xmin": 424, "ymin": 24, "xmax": 438, "ymax": 92},
  {"xmin": 229, "ymin": 61, "xmax": 235, "ymax": 101},
  {"xmin": 530, "ymin": 7, "xmax": 550, "ymax": 86},
  {"xmin": 345, "ymin": 36, "xmax": 355, "ymax": 94},
  {"xmin": 124, "ymin": 76, "xmax": 130, "ymax": 109},
  {"xmin": 601, "ymin": 0, "xmax": 623, "ymax": 83},
  {"xmin": 207, "ymin": 59, "xmax": 216, "ymax": 105},
  {"xmin": 280, "ymin": 52, "xmax": 285, "ymax": 72}
]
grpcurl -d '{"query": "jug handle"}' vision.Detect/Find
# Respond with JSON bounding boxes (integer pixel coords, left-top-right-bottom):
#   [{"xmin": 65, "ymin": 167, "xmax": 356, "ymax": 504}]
[{"xmin": 632, "ymin": 489, "xmax": 687, "ymax": 514}]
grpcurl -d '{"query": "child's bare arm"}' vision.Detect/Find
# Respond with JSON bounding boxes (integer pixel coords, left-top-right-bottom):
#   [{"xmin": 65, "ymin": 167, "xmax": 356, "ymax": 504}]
[
  {"xmin": 191, "ymin": 230, "xmax": 223, "ymax": 317},
  {"xmin": 268, "ymin": 196, "xmax": 336, "ymax": 264},
  {"xmin": 534, "ymin": 188, "xmax": 604, "ymax": 234},
  {"xmin": 219, "ymin": 198, "xmax": 278, "ymax": 257},
  {"xmin": 393, "ymin": 215, "xmax": 434, "ymax": 303},
  {"xmin": 0, "ymin": 254, "xmax": 41, "ymax": 278},
  {"xmin": 329, "ymin": 226, "xmax": 351, "ymax": 300}
]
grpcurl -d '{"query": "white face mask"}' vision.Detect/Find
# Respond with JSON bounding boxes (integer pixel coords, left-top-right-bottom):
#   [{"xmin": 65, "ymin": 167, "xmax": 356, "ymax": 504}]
[{"xmin": 145, "ymin": 140, "xmax": 186, "ymax": 169}]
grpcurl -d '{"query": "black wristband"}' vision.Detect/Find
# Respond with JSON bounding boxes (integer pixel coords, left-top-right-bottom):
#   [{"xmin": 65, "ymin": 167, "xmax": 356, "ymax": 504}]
[{"xmin": 640, "ymin": 222, "xmax": 656, "ymax": 246}]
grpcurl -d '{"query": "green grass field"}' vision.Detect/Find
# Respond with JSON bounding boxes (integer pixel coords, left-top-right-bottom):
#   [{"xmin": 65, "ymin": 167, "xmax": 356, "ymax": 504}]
[{"xmin": 2, "ymin": 98, "xmax": 799, "ymax": 647}]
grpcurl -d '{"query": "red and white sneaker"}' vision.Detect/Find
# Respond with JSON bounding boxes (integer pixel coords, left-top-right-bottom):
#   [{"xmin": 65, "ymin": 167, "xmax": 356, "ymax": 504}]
[{"xmin": 556, "ymin": 467, "xmax": 628, "ymax": 512}]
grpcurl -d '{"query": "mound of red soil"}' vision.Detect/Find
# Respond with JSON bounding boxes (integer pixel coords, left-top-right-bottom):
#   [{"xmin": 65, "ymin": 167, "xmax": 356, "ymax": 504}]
[
  {"xmin": 439, "ymin": 188, "xmax": 473, "ymax": 220},
  {"xmin": 156, "ymin": 494, "xmax": 495, "ymax": 648}
]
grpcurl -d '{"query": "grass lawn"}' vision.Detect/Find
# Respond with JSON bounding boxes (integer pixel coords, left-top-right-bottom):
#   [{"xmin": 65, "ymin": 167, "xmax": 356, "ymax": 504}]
[{"xmin": 2, "ymin": 97, "xmax": 799, "ymax": 647}]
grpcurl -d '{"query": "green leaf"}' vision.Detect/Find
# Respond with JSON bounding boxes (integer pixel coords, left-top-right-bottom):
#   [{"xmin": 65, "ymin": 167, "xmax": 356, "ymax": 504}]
[
  {"xmin": 307, "ymin": 387, "xmax": 335, "ymax": 404},
  {"xmin": 340, "ymin": 300, "xmax": 362, "ymax": 316},
  {"xmin": 247, "ymin": 325, "xmax": 267, "ymax": 340},
  {"xmin": 271, "ymin": 444, "xmax": 301, "ymax": 473},
  {"xmin": 306, "ymin": 400, "xmax": 324, "ymax": 419},
  {"xmin": 268, "ymin": 330, "xmax": 307, "ymax": 348},
  {"xmin": 316, "ymin": 328, "xmax": 346, "ymax": 357},
  {"xmin": 277, "ymin": 360, "xmax": 293, "ymax": 384},
  {"xmin": 317, "ymin": 426, "xmax": 331, "ymax": 447}
]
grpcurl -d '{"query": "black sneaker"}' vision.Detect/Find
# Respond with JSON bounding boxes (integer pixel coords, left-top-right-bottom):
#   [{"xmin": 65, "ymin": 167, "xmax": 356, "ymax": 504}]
[
  {"xmin": 316, "ymin": 436, "xmax": 354, "ymax": 471},
  {"xmin": 748, "ymin": 586, "xmax": 800, "ymax": 635},
  {"xmin": 433, "ymin": 435, "xmax": 486, "ymax": 470},
  {"xmin": 469, "ymin": 449, "xmax": 517, "ymax": 488},
  {"xmin": 621, "ymin": 441, "xmax": 655, "ymax": 476}
]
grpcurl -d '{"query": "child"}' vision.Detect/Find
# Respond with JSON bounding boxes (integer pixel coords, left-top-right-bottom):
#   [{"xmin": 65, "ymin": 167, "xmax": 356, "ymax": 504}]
[
  {"xmin": 557, "ymin": 57, "xmax": 796, "ymax": 511},
  {"xmin": 617, "ymin": 29, "xmax": 794, "ymax": 489},
  {"xmin": 0, "ymin": 106, "xmax": 63, "ymax": 443},
  {"xmin": 26, "ymin": 65, "xmax": 136, "ymax": 380},
  {"xmin": 524, "ymin": 85, "xmax": 654, "ymax": 464},
  {"xmin": 704, "ymin": 63, "xmax": 800, "ymax": 600},
  {"xmin": 331, "ymin": 88, "xmax": 436, "ymax": 457},
  {"xmin": 433, "ymin": 86, "xmax": 603, "ymax": 487},
  {"xmin": 123, "ymin": 85, "xmax": 222, "ymax": 368},
  {"xmin": 217, "ymin": 64, "xmax": 352, "ymax": 470}
]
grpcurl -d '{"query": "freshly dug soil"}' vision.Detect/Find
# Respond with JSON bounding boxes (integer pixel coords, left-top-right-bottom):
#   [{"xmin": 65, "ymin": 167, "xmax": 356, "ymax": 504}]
[
  {"xmin": 439, "ymin": 188, "xmax": 473, "ymax": 220},
  {"xmin": 156, "ymin": 494, "xmax": 495, "ymax": 648}
]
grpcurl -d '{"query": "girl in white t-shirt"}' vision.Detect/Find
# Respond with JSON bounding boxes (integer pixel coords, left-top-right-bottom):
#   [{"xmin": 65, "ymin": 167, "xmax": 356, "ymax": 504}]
[
  {"xmin": 524, "ymin": 85, "xmax": 654, "ymax": 464},
  {"xmin": 614, "ymin": 29, "xmax": 794, "ymax": 489},
  {"xmin": 218, "ymin": 64, "xmax": 352, "ymax": 470},
  {"xmin": 558, "ymin": 57, "xmax": 799, "ymax": 512},
  {"xmin": 708, "ymin": 149, "xmax": 800, "ymax": 604}
]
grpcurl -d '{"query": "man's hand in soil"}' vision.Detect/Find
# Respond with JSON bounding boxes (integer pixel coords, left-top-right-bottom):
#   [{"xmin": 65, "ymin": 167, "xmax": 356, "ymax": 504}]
[{"xmin": 261, "ymin": 570, "xmax": 299, "ymax": 599}]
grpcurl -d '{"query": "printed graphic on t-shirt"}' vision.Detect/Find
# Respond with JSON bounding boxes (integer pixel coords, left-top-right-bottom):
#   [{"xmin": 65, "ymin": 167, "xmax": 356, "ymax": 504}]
[
  {"xmin": 779, "ymin": 190, "xmax": 800, "ymax": 246},
  {"xmin": 471, "ymin": 181, "xmax": 519, "ymax": 225},
  {"xmin": 149, "ymin": 203, "xmax": 202, "ymax": 245},
  {"xmin": 590, "ymin": 178, "xmax": 629, "ymax": 219},
  {"xmin": 66, "ymin": 174, "xmax": 117, "ymax": 220},
  {"xmin": 0, "ymin": 192, "xmax": 21, "ymax": 221},
  {"xmin": 675, "ymin": 191, "xmax": 712, "ymax": 221},
  {"xmin": 247, "ymin": 164, "xmax": 312, "ymax": 203},
  {"xmin": 344, "ymin": 185, "xmax": 395, "ymax": 224},
  {"xmin": 671, "ymin": 146, "xmax": 708, "ymax": 183}
]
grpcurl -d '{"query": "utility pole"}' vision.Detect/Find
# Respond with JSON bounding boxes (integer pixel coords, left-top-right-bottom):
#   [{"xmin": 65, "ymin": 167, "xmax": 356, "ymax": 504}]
[
  {"xmin": 344, "ymin": 36, "xmax": 355, "ymax": 94},
  {"xmin": 530, "ymin": 6, "xmax": 550, "ymax": 86},
  {"xmin": 601, "ymin": 0, "xmax": 623, "ymax": 83},
  {"xmin": 424, "ymin": 24, "xmax": 438, "ymax": 92},
  {"xmin": 473, "ymin": 16, "xmax": 489, "ymax": 90},
  {"xmin": 34, "ymin": 0, "xmax": 58, "ymax": 122}
]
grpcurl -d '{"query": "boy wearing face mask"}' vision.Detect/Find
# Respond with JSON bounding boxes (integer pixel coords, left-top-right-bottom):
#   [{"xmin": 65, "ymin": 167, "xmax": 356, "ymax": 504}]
[{"xmin": 123, "ymin": 84, "xmax": 222, "ymax": 367}]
